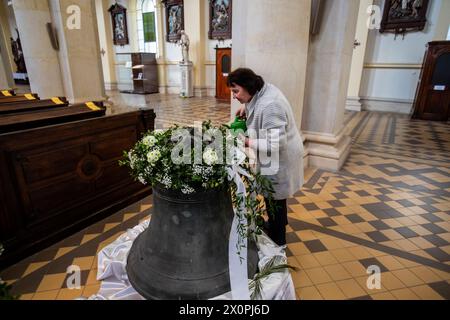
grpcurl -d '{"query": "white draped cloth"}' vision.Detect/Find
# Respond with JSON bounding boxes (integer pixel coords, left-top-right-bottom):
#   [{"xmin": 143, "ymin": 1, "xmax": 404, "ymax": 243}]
[{"xmin": 85, "ymin": 218, "xmax": 296, "ymax": 300}]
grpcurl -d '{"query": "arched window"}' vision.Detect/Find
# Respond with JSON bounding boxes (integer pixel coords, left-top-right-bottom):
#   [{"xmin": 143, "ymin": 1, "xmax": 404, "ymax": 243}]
[{"xmin": 136, "ymin": 0, "xmax": 158, "ymax": 54}]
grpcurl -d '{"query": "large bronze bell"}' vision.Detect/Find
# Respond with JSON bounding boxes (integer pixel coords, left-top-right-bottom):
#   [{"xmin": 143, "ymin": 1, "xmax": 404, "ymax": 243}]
[{"xmin": 126, "ymin": 184, "xmax": 259, "ymax": 300}]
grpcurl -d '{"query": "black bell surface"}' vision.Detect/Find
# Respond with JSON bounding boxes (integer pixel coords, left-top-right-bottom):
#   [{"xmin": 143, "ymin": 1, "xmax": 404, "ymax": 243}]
[{"xmin": 126, "ymin": 184, "xmax": 259, "ymax": 300}]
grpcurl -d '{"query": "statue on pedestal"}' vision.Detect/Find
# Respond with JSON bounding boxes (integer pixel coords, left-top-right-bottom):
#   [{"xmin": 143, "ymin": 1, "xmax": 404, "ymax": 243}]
[{"xmin": 178, "ymin": 30, "xmax": 190, "ymax": 63}]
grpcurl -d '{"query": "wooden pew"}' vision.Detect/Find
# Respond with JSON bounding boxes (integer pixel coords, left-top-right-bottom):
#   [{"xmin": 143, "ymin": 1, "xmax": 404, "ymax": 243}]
[
  {"xmin": 0, "ymin": 97, "xmax": 68, "ymax": 115},
  {"xmin": 0, "ymin": 101, "xmax": 105, "ymax": 133},
  {"xmin": 0, "ymin": 89, "xmax": 15, "ymax": 97},
  {"xmin": 0, "ymin": 93, "xmax": 39, "ymax": 104},
  {"xmin": 0, "ymin": 108, "xmax": 156, "ymax": 268}
]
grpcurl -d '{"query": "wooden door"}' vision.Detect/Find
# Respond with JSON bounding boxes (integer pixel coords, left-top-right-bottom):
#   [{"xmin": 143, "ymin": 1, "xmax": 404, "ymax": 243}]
[
  {"xmin": 215, "ymin": 48, "xmax": 231, "ymax": 102},
  {"xmin": 412, "ymin": 41, "xmax": 450, "ymax": 121}
]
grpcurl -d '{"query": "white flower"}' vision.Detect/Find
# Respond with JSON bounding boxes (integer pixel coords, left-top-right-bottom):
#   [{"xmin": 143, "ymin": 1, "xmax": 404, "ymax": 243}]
[
  {"xmin": 203, "ymin": 166, "xmax": 213, "ymax": 177},
  {"xmin": 138, "ymin": 175, "xmax": 147, "ymax": 185},
  {"xmin": 147, "ymin": 149, "xmax": 161, "ymax": 164},
  {"xmin": 160, "ymin": 174, "xmax": 172, "ymax": 188},
  {"xmin": 181, "ymin": 184, "xmax": 195, "ymax": 194},
  {"xmin": 143, "ymin": 135, "xmax": 158, "ymax": 147},
  {"xmin": 154, "ymin": 129, "xmax": 165, "ymax": 135},
  {"xmin": 203, "ymin": 148, "xmax": 219, "ymax": 166},
  {"xmin": 193, "ymin": 165, "xmax": 203, "ymax": 176},
  {"xmin": 128, "ymin": 151, "xmax": 138, "ymax": 169}
]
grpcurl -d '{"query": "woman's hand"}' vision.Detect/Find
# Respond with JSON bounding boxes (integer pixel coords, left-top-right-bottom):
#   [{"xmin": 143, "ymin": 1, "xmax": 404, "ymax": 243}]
[
  {"xmin": 235, "ymin": 106, "xmax": 246, "ymax": 118},
  {"xmin": 244, "ymin": 137, "xmax": 250, "ymax": 148}
]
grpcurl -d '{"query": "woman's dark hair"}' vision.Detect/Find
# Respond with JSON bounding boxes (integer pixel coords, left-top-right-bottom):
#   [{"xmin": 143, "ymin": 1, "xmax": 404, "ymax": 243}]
[{"xmin": 227, "ymin": 68, "xmax": 265, "ymax": 96}]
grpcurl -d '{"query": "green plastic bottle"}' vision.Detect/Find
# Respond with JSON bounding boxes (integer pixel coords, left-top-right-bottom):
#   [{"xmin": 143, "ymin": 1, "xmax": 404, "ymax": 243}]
[{"xmin": 230, "ymin": 116, "xmax": 247, "ymax": 135}]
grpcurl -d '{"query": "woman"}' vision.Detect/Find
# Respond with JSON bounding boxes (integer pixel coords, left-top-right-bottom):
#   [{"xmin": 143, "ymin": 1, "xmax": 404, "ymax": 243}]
[{"xmin": 227, "ymin": 68, "xmax": 304, "ymax": 246}]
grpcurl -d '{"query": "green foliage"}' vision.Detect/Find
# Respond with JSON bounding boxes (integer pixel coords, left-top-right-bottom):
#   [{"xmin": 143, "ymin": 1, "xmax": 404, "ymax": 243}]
[{"xmin": 249, "ymin": 256, "xmax": 297, "ymax": 300}]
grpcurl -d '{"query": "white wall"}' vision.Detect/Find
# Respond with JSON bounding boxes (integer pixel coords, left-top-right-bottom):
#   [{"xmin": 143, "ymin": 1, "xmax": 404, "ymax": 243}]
[
  {"xmin": 161, "ymin": 8, "xmax": 182, "ymax": 93},
  {"xmin": 360, "ymin": 0, "xmax": 444, "ymax": 112},
  {"xmin": 110, "ymin": 0, "xmax": 138, "ymax": 91},
  {"xmin": 204, "ymin": 1, "xmax": 232, "ymax": 96}
]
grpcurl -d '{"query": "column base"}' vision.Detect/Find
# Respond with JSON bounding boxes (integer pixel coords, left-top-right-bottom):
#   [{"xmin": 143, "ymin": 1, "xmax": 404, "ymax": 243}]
[
  {"xmin": 71, "ymin": 96, "xmax": 108, "ymax": 104},
  {"xmin": 345, "ymin": 96, "xmax": 362, "ymax": 112},
  {"xmin": 303, "ymin": 130, "xmax": 352, "ymax": 172},
  {"xmin": 105, "ymin": 82, "xmax": 119, "ymax": 91},
  {"xmin": 360, "ymin": 97, "xmax": 413, "ymax": 114}
]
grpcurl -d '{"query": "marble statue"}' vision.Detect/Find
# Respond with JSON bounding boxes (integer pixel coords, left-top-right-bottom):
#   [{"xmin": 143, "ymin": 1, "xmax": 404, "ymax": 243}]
[{"xmin": 178, "ymin": 30, "xmax": 190, "ymax": 63}]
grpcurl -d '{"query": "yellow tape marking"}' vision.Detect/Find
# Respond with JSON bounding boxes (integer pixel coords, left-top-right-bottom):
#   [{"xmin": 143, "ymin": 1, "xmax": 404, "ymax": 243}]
[
  {"xmin": 51, "ymin": 97, "xmax": 65, "ymax": 105},
  {"xmin": 24, "ymin": 94, "xmax": 37, "ymax": 100},
  {"xmin": 85, "ymin": 102, "xmax": 101, "ymax": 111}
]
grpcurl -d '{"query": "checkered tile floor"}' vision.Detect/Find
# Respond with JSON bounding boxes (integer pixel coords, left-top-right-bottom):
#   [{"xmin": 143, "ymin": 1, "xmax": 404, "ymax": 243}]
[
  {"xmin": 1, "ymin": 96, "xmax": 449, "ymax": 300},
  {"xmin": 105, "ymin": 91, "xmax": 231, "ymax": 129}
]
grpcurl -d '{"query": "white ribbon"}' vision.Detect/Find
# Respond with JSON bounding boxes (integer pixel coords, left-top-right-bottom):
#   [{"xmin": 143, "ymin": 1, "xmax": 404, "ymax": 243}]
[
  {"xmin": 227, "ymin": 164, "xmax": 251, "ymax": 300},
  {"xmin": 226, "ymin": 143, "xmax": 257, "ymax": 300}
]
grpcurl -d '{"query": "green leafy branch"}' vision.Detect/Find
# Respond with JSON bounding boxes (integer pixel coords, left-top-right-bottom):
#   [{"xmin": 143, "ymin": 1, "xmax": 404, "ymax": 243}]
[{"xmin": 249, "ymin": 256, "xmax": 297, "ymax": 300}]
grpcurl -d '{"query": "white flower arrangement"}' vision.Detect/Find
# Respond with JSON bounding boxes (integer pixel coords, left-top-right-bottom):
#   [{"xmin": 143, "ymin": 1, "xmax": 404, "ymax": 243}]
[{"xmin": 120, "ymin": 121, "xmax": 276, "ymax": 241}]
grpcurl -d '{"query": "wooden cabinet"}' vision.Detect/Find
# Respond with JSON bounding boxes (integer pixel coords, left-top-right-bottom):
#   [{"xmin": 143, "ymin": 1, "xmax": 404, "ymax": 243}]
[
  {"xmin": 412, "ymin": 41, "xmax": 450, "ymax": 121},
  {"xmin": 119, "ymin": 53, "xmax": 159, "ymax": 94},
  {"xmin": 215, "ymin": 47, "xmax": 231, "ymax": 102}
]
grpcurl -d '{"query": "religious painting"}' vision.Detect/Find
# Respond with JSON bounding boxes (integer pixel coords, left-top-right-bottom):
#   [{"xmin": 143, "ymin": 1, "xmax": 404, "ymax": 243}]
[
  {"xmin": 209, "ymin": 0, "xmax": 232, "ymax": 40},
  {"xmin": 10, "ymin": 29, "xmax": 27, "ymax": 74},
  {"xmin": 109, "ymin": 3, "xmax": 129, "ymax": 46},
  {"xmin": 162, "ymin": 0, "xmax": 184, "ymax": 42},
  {"xmin": 380, "ymin": 0, "xmax": 430, "ymax": 36}
]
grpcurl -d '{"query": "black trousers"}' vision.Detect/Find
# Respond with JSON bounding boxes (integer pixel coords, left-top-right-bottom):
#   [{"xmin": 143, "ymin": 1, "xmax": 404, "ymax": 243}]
[{"xmin": 264, "ymin": 198, "xmax": 288, "ymax": 246}]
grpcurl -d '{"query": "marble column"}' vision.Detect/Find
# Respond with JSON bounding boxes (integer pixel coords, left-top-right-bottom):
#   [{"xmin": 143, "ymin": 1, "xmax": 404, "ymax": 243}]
[
  {"xmin": 346, "ymin": 0, "xmax": 373, "ymax": 112},
  {"xmin": 0, "ymin": 1, "xmax": 14, "ymax": 88},
  {"xmin": 302, "ymin": 0, "xmax": 359, "ymax": 171},
  {"xmin": 155, "ymin": 0, "xmax": 167, "ymax": 93},
  {"xmin": 230, "ymin": 0, "xmax": 311, "ymax": 131},
  {"xmin": 95, "ymin": 0, "xmax": 118, "ymax": 91},
  {"xmin": 433, "ymin": 0, "xmax": 450, "ymax": 40},
  {"xmin": 0, "ymin": 53, "xmax": 11, "ymax": 89},
  {"xmin": 184, "ymin": 0, "xmax": 206, "ymax": 96},
  {"xmin": 12, "ymin": 0, "xmax": 65, "ymax": 98},
  {"xmin": 0, "ymin": 24, "xmax": 13, "ymax": 88},
  {"xmin": 49, "ymin": 0, "xmax": 106, "ymax": 103}
]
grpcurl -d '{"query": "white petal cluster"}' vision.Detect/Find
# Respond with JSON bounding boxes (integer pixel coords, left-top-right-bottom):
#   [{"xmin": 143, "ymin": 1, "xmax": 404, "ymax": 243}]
[
  {"xmin": 181, "ymin": 184, "xmax": 195, "ymax": 194},
  {"xmin": 147, "ymin": 149, "xmax": 161, "ymax": 164},
  {"xmin": 203, "ymin": 148, "xmax": 219, "ymax": 166},
  {"xmin": 193, "ymin": 165, "xmax": 214, "ymax": 181},
  {"xmin": 160, "ymin": 174, "xmax": 172, "ymax": 188},
  {"xmin": 138, "ymin": 175, "xmax": 146, "ymax": 185},
  {"xmin": 128, "ymin": 151, "xmax": 138, "ymax": 169},
  {"xmin": 142, "ymin": 135, "xmax": 158, "ymax": 147}
]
